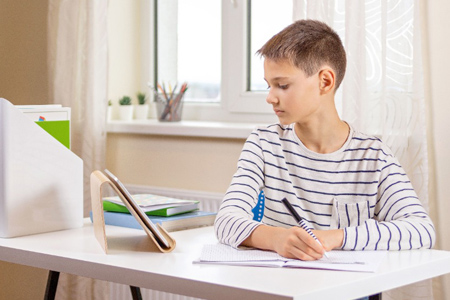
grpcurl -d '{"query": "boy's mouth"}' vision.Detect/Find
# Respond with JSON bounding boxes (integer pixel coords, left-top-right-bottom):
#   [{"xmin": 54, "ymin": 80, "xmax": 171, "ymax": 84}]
[{"xmin": 274, "ymin": 108, "xmax": 284, "ymax": 116}]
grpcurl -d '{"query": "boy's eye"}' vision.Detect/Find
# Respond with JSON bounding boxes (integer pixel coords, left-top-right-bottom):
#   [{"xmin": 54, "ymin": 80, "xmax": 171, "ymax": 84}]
[{"xmin": 265, "ymin": 83, "xmax": 288, "ymax": 90}]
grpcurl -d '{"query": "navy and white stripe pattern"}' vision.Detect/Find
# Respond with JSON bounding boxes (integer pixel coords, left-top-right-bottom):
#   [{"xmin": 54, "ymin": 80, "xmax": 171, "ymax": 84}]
[{"xmin": 214, "ymin": 123, "xmax": 436, "ymax": 250}]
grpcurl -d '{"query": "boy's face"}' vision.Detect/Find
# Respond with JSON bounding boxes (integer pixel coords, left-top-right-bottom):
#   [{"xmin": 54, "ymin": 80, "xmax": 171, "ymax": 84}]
[{"xmin": 264, "ymin": 58, "xmax": 322, "ymax": 125}]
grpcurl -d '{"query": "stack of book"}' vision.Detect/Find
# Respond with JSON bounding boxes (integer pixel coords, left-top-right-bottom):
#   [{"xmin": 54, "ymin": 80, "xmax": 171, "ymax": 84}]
[{"xmin": 100, "ymin": 194, "xmax": 216, "ymax": 232}]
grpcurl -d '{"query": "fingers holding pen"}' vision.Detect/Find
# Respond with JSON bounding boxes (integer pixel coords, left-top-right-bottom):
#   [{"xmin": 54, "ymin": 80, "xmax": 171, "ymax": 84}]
[
  {"xmin": 280, "ymin": 198, "xmax": 328, "ymax": 259},
  {"xmin": 274, "ymin": 227, "xmax": 325, "ymax": 261}
]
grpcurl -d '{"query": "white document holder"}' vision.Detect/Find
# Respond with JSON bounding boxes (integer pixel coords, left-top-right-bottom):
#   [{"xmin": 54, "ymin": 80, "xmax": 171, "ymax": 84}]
[{"xmin": 0, "ymin": 98, "xmax": 83, "ymax": 238}]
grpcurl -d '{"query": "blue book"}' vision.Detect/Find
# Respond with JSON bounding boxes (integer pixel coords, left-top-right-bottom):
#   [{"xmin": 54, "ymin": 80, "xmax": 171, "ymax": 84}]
[{"xmin": 91, "ymin": 210, "xmax": 216, "ymax": 232}]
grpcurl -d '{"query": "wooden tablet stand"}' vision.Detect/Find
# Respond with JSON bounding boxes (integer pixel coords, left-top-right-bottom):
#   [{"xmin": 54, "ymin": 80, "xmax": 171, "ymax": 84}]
[{"xmin": 90, "ymin": 170, "xmax": 176, "ymax": 254}]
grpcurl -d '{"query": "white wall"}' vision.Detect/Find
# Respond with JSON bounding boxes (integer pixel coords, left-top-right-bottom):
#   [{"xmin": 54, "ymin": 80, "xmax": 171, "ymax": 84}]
[
  {"xmin": 0, "ymin": 1, "xmax": 50, "ymax": 298},
  {"xmin": 425, "ymin": 0, "xmax": 450, "ymax": 249},
  {"xmin": 108, "ymin": 0, "xmax": 143, "ymax": 108},
  {"xmin": 424, "ymin": 0, "xmax": 450, "ymax": 298},
  {"xmin": 0, "ymin": 0, "xmax": 49, "ymax": 105}
]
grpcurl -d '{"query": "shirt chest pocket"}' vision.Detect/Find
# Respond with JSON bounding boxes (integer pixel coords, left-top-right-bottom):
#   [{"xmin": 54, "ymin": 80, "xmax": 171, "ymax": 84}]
[{"xmin": 330, "ymin": 198, "xmax": 371, "ymax": 229}]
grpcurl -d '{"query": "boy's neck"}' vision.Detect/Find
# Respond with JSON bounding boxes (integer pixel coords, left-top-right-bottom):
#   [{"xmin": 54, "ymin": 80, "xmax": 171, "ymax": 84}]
[{"xmin": 294, "ymin": 116, "xmax": 350, "ymax": 154}]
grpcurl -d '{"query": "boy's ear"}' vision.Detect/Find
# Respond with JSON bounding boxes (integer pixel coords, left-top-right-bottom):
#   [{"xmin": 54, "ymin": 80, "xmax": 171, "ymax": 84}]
[{"xmin": 318, "ymin": 68, "xmax": 335, "ymax": 94}]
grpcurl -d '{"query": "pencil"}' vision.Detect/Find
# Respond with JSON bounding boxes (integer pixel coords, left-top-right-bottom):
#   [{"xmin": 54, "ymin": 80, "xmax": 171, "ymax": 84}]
[
  {"xmin": 157, "ymin": 83, "xmax": 168, "ymax": 101},
  {"xmin": 159, "ymin": 82, "xmax": 188, "ymax": 121}
]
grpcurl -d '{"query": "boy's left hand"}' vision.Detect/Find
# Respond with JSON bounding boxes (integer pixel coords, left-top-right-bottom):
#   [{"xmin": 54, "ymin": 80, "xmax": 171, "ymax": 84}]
[{"xmin": 313, "ymin": 229, "xmax": 344, "ymax": 251}]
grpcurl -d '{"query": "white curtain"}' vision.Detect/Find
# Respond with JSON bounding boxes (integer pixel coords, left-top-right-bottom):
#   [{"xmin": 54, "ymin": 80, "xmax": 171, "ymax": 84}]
[
  {"xmin": 48, "ymin": 0, "xmax": 109, "ymax": 299},
  {"xmin": 293, "ymin": 0, "xmax": 432, "ymax": 299}
]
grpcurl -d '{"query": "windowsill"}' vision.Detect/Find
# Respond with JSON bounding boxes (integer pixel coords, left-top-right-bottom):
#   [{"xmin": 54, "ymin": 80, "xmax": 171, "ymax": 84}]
[{"xmin": 106, "ymin": 119, "xmax": 259, "ymax": 139}]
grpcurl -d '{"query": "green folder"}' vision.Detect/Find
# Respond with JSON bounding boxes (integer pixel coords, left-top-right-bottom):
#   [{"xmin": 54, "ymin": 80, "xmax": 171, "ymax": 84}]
[{"xmin": 35, "ymin": 120, "xmax": 71, "ymax": 149}]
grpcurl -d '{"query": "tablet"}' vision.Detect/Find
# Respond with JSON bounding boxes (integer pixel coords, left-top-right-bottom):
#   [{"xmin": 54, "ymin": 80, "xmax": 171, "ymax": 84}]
[{"xmin": 103, "ymin": 169, "xmax": 170, "ymax": 249}]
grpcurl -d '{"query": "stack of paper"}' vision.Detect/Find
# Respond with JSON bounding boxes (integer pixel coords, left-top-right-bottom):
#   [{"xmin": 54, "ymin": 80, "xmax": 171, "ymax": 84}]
[{"xmin": 103, "ymin": 194, "xmax": 200, "ymax": 217}]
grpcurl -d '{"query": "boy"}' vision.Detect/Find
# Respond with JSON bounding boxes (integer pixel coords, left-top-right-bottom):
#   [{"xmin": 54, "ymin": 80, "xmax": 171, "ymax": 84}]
[{"xmin": 214, "ymin": 20, "xmax": 435, "ymax": 261}]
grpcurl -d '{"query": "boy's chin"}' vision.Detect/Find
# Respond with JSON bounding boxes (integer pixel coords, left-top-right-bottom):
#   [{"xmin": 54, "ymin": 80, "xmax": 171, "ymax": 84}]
[{"xmin": 277, "ymin": 118, "xmax": 293, "ymax": 126}]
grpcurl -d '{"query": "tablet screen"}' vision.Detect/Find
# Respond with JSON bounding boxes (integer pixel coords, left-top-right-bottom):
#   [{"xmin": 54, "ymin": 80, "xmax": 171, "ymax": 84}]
[{"xmin": 103, "ymin": 169, "xmax": 170, "ymax": 249}]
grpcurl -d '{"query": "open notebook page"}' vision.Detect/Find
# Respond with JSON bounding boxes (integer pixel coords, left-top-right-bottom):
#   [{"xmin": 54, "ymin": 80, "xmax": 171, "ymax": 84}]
[{"xmin": 196, "ymin": 244, "xmax": 387, "ymax": 272}]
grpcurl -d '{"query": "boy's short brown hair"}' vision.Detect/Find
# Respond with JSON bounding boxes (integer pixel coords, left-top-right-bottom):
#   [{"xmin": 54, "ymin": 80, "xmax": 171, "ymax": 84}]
[{"xmin": 257, "ymin": 20, "xmax": 347, "ymax": 91}]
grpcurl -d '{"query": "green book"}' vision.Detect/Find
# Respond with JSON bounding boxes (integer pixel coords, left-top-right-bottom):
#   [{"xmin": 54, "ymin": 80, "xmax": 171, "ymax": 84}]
[{"xmin": 102, "ymin": 194, "xmax": 200, "ymax": 217}]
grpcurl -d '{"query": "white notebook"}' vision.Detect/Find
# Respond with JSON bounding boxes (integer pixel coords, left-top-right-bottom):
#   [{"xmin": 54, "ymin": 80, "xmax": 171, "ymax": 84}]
[{"xmin": 195, "ymin": 243, "xmax": 387, "ymax": 273}]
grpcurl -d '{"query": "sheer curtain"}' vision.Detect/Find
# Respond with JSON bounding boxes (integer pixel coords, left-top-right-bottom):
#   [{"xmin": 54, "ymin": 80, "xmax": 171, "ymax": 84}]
[
  {"xmin": 48, "ymin": 0, "xmax": 109, "ymax": 299},
  {"xmin": 293, "ymin": 0, "xmax": 432, "ymax": 299}
]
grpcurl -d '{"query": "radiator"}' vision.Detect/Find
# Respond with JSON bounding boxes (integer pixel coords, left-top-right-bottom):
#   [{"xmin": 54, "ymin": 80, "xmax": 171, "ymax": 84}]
[{"xmin": 109, "ymin": 184, "xmax": 224, "ymax": 300}]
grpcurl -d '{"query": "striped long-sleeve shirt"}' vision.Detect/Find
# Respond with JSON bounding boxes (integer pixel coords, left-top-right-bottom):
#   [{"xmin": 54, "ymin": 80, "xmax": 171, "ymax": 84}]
[{"xmin": 214, "ymin": 123, "xmax": 436, "ymax": 251}]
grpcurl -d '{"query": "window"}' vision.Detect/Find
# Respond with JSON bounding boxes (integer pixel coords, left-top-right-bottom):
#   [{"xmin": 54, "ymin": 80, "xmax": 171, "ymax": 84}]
[
  {"xmin": 139, "ymin": 0, "xmax": 420, "ymax": 146},
  {"xmin": 248, "ymin": 0, "xmax": 292, "ymax": 91},
  {"xmin": 155, "ymin": 0, "xmax": 221, "ymax": 103},
  {"xmin": 147, "ymin": 0, "xmax": 284, "ymax": 123}
]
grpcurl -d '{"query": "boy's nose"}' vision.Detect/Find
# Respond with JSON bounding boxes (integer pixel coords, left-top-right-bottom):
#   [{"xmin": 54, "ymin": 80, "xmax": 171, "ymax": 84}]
[{"xmin": 266, "ymin": 92, "xmax": 279, "ymax": 105}]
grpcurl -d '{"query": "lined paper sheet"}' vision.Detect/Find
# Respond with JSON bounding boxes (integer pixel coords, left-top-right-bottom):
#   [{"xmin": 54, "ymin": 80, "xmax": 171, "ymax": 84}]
[{"xmin": 195, "ymin": 244, "xmax": 387, "ymax": 272}]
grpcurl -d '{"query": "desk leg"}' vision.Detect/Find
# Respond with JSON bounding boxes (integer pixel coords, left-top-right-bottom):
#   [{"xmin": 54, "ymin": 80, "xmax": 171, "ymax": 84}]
[
  {"xmin": 369, "ymin": 293, "xmax": 382, "ymax": 300},
  {"xmin": 44, "ymin": 270, "xmax": 60, "ymax": 300},
  {"xmin": 130, "ymin": 286, "xmax": 143, "ymax": 300}
]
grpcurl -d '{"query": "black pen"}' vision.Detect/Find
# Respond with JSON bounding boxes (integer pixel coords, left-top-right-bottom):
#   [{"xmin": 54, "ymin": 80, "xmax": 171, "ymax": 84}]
[{"xmin": 281, "ymin": 198, "xmax": 329, "ymax": 258}]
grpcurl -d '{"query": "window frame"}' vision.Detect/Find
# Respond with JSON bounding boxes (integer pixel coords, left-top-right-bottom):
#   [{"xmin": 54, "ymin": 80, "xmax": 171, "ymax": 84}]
[
  {"xmin": 221, "ymin": 0, "xmax": 273, "ymax": 115},
  {"xmin": 143, "ymin": 0, "xmax": 276, "ymax": 124}
]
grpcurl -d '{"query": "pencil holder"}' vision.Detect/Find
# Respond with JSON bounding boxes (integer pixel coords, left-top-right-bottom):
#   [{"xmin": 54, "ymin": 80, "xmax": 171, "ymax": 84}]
[{"xmin": 156, "ymin": 93, "xmax": 184, "ymax": 122}]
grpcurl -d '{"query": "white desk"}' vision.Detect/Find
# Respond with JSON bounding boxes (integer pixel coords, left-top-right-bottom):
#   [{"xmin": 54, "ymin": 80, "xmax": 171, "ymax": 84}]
[{"xmin": 1, "ymin": 219, "xmax": 450, "ymax": 300}]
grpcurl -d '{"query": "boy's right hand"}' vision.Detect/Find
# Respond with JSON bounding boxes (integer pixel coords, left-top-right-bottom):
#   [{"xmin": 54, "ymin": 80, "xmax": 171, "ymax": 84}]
[
  {"xmin": 241, "ymin": 225, "xmax": 325, "ymax": 260},
  {"xmin": 272, "ymin": 226, "xmax": 325, "ymax": 260}
]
